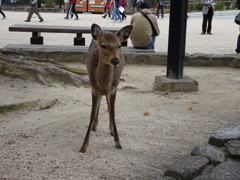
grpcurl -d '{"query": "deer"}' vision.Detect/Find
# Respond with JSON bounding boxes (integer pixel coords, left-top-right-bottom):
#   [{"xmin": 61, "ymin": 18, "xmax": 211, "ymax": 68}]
[{"xmin": 79, "ymin": 24, "xmax": 133, "ymax": 153}]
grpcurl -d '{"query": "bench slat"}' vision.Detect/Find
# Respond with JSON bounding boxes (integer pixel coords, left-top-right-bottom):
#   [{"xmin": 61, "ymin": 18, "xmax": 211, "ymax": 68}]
[
  {"xmin": 4, "ymin": 44, "xmax": 155, "ymax": 53},
  {"xmin": 9, "ymin": 24, "xmax": 121, "ymax": 34}
]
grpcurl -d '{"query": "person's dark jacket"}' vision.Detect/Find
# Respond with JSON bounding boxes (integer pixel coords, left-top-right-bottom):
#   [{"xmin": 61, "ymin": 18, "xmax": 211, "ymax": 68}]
[
  {"xmin": 115, "ymin": 0, "xmax": 120, "ymax": 8},
  {"xmin": 237, "ymin": 0, "xmax": 240, "ymax": 9}
]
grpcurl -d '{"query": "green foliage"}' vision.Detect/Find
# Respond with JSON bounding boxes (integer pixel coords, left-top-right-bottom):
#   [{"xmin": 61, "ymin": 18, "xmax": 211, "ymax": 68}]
[
  {"xmin": 63, "ymin": 67, "xmax": 88, "ymax": 74},
  {"xmin": 0, "ymin": 62, "xmax": 8, "ymax": 73},
  {"xmin": 0, "ymin": 100, "xmax": 39, "ymax": 114},
  {"xmin": 44, "ymin": 0, "xmax": 53, "ymax": 7},
  {"xmin": 190, "ymin": 3, "xmax": 202, "ymax": 11}
]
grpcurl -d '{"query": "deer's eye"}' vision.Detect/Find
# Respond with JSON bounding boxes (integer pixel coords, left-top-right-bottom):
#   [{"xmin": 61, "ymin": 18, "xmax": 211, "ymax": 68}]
[{"xmin": 101, "ymin": 45, "xmax": 107, "ymax": 49}]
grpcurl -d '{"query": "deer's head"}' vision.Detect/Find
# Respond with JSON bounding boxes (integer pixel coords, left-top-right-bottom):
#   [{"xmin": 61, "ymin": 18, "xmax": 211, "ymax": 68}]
[{"xmin": 91, "ymin": 24, "xmax": 133, "ymax": 66}]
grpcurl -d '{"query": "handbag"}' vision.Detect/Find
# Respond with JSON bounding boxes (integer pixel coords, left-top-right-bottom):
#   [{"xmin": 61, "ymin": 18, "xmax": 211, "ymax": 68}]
[
  {"xmin": 156, "ymin": 4, "xmax": 159, "ymax": 8},
  {"xmin": 235, "ymin": 12, "xmax": 240, "ymax": 25},
  {"xmin": 141, "ymin": 12, "xmax": 158, "ymax": 36},
  {"xmin": 118, "ymin": 6, "xmax": 124, "ymax": 13}
]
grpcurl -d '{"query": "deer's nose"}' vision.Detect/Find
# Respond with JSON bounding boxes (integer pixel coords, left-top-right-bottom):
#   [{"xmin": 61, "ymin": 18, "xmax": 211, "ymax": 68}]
[{"xmin": 112, "ymin": 58, "xmax": 120, "ymax": 66}]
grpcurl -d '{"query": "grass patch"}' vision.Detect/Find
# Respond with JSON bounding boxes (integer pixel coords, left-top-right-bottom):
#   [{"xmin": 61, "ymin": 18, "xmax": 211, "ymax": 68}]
[
  {"xmin": 63, "ymin": 67, "xmax": 88, "ymax": 75},
  {"xmin": 0, "ymin": 100, "xmax": 39, "ymax": 114}
]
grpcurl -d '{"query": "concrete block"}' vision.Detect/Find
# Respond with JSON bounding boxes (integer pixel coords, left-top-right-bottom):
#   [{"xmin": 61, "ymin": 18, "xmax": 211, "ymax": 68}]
[{"xmin": 153, "ymin": 75, "xmax": 198, "ymax": 92}]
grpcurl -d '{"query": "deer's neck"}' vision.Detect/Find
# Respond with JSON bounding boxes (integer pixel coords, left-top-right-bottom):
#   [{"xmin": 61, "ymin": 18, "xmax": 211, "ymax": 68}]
[{"xmin": 95, "ymin": 61, "xmax": 114, "ymax": 91}]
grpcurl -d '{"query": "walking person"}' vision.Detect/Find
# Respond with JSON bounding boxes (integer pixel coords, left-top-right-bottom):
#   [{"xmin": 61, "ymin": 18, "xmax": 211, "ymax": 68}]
[
  {"xmin": 0, "ymin": 0, "xmax": 6, "ymax": 19},
  {"xmin": 25, "ymin": 0, "xmax": 43, "ymax": 22},
  {"xmin": 235, "ymin": 0, "xmax": 240, "ymax": 54},
  {"xmin": 201, "ymin": 0, "xmax": 216, "ymax": 35},
  {"xmin": 69, "ymin": 0, "xmax": 78, "ymax": 20},
  {"xmin": 156, "ymin": 0, "xmax": 164, "ymax": 19},
  {"xmin": 113, "ymin": 0, "xmax": 122, "ymax": 22},
  {"xmin": 102, "ymin": 0, "xmax": 111, "ymax": 18},
  {"xmin": 136, "ymin": 0, "xmax": 144, "ymax": 11},
  {"xmin": 120, "ymin": 0, "xmax": 127, "ymax": 20}
]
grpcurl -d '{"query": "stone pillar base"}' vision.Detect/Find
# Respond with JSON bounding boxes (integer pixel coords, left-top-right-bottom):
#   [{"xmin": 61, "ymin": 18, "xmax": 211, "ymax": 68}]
[{"xmin": 153, "ymin": 75, "xmax": 198, "ymax": 92}]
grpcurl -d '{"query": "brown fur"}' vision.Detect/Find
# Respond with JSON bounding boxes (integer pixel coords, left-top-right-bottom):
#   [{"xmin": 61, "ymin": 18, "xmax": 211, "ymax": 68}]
[{"xmin": 80, "ymin": 24, "xmax": 133, "ymax": 153}]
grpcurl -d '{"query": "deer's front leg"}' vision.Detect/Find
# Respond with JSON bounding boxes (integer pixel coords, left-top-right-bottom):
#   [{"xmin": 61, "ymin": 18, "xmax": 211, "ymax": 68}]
[
  {"xmin": 80, "ymin": 93, "xmax": 102, "ymax": 153},
  {"xmin": 107, "ymin": 91, "xmax": 122, "ymax": 150}
]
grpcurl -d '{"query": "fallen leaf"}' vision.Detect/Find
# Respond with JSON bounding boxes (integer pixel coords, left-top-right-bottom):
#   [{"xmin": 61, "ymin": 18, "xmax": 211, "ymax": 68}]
[
  {"xmin": 10, "ymin": 84, "xmax": 14, "ymax": 88},
  {"xmin": 188, "ymin": 107, "xmax": 193, "ymax": 110},
  {"xmin": 143, "ymin": 112, "xmax": 150, "ymax": 116},
  {"xmin": 204, "ymin": 119, "xmax": 210, "ymax": 122}
]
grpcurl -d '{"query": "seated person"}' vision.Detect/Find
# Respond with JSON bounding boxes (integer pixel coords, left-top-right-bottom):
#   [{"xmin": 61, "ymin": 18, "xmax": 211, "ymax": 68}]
[{"xmin": 130, "ymin": 2, "xmax": 160, "ymax": 50}]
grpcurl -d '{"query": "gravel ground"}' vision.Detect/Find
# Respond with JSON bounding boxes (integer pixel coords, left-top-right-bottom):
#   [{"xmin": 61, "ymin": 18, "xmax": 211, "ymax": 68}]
[{"xmin": 0, "ymin": 64, "xmax": 239, "ymax": 180}]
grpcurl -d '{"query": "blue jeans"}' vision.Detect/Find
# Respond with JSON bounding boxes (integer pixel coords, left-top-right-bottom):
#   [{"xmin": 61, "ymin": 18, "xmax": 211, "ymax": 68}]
[
  {"xmin": 134, "ymin": 36, "xmax": 156, "ymax": 50},
  {"xmin": 236, "ymin": 34, "xmax": 240, "ymax": 53},
  {"xmin": 113, "ymin": 7, "xmax": 122, "ymax": 21}
]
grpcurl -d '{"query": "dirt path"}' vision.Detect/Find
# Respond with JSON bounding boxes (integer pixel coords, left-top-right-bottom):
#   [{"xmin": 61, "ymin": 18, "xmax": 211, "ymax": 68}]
[{"xmin": 0, "ymin": 64, "xmax": 239, "ymax": 180}]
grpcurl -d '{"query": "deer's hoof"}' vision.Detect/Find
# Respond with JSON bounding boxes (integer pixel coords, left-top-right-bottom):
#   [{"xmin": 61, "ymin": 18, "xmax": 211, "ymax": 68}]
[
  {"xmin": 79, "ymin": 149, "xmax": 86, "ymax": 153},
  {"xmin": 110, "ymin": 132, "xmax": 114, "ymax": 136},
  {"xmin": 91, "ymin": 128, "xmax": 97, "ymax": 132},
  {"xmin": 116, "ymin": 144, "xmax": 122, "ymax": 149}
]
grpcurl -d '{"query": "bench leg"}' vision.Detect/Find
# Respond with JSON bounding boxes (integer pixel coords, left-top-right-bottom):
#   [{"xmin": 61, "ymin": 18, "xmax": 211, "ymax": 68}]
[
  {"xmin": 74, "ymin": 33, "xmax": 85, "ymax": 46},
  {"xmin": 31, "ymin": 32, "xmax": 43, "ymax": 45}
]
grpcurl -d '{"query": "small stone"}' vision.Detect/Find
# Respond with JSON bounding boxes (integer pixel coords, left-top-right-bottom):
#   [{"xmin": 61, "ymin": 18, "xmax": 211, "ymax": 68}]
[
  {"xmin": 209, "ymin": 124, "xmax": 240, "ymax": 147},
  {"xmin": 195, "ymin": 160, "xmax": 240, "ymax": 180},
  {"xmin": 191, "ymin": 143, "xmax": 225, "ymax": 165},
  {"xmin": 164, "ymin": 156, "xmax": 209, "ymax": 180},
  {"xmin": 225, "ymin": 140, "xmax": 240, "ymax": 157}
]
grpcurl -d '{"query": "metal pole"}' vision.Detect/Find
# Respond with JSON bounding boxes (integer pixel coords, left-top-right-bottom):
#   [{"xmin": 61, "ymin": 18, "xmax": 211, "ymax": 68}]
[{"xmin": 166, "ymin": 0, "xmax": 188, "ymax": 79}]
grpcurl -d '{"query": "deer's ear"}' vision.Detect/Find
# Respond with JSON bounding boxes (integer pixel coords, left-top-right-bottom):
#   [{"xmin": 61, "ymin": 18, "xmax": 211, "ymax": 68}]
[
  {"xmin": 91, "ymin": 24, "xmax": 102, "ymax": 41},
  {"xmin": 116, "ymin": 25, "xmax": 133, "ymax": 42}
]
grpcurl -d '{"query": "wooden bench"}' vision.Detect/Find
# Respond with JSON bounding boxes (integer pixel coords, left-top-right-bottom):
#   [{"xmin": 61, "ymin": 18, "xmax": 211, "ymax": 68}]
[
  {"xmin": 4, "ymin": 44, "xmax": 155, "ymax": 53},
  {"xmin": 9, "ymin": 24, "xmax": 127, "ymax": 46}
]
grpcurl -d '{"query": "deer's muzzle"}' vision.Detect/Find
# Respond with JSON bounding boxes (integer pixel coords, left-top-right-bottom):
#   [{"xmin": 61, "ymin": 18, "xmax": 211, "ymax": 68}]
[{"xmin": 111, "ymin": 58, "xmax": 120, "ymax": 66}]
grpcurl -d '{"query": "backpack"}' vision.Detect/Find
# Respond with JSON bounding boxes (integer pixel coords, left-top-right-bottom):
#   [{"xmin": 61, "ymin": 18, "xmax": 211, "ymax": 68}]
[{"xmin": 235, "ymin": 12, "xmax": 240, "ymax": 25}]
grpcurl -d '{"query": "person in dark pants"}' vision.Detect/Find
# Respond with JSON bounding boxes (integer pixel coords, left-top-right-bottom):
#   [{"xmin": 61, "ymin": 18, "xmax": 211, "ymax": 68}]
[
  {"xmin": 235, "ymin": 0, "xmax": 240, "ymax": 54},
  {"xmin": 69, "ymin": 0, "xmax": 78, "ymax": 20},
  {"xmin": 25, "ymin": 0, "xmax": 43, "ymax": 22},
  {"xmin": 156, "ymin": 0, "xmax": 164, "ymax": 19},
  {"xmin": 201, "ymin": 0, "xmax": 216, "ymax": 35},
  {"xmin": 0, "ymin": 0, "xmax": 6, "ymax": 19}
]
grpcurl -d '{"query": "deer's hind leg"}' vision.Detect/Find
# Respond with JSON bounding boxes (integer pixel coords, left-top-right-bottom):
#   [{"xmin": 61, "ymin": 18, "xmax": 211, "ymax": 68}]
[
  {"xmin": 106, "ymin": 91, "xmax": 122, "ymax": 149},
  {"xmin": 80, "ymin": 93, "xmax": 102, "ymax": 153}
]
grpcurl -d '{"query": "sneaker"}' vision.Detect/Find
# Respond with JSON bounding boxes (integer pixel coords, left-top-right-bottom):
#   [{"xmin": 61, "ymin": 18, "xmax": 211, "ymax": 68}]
[
  {"xmin": 39, "ymin": 19, "xmax": 44, "ymax": 22},
  {"xmin": 3, "ymin": 16, "xmax": 6, "ymax": 19},
  {"xmin": 118, "ymin": 20, "xmax": 123, "ymax": 23},
  {"xmin": 75, "ymin": 17, "xmax": 79, "ymax": 20},
  {"xmin": 25, "ymin": 20, "xmax": 30, "ymax": 22},
  {"xmin": 207, "ymin": 32, "xmax": 212, "ymax": 35},
  {"xmin": 201, "ymin": 32, "xmax": 206, "ymax": 35}
]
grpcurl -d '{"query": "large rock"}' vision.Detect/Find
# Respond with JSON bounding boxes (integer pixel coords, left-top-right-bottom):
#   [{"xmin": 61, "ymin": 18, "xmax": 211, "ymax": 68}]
[
  {"xmin": 194, "ymin": 160, "xmax": 240, "ymax": 180},
  {"xmin": 225, "ymin": 140, "xmax": 240, "ymax": 157},
  {"xmin": 164, "ymin": 156, "xmax": 209, "ymax": 180},
  {"xmin": 191, "ymin": 143, "xmax": 225, "ymax": 165},
  {"xmin": 209, "ymin": 124, "xmax": 240, "ymax": 147}
]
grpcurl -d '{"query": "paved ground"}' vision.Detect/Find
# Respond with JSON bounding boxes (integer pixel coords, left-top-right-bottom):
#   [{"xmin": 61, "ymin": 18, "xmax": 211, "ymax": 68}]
[{"xmin": 0, "ymin": 10, "xmax": 239, "ymax": 55}]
